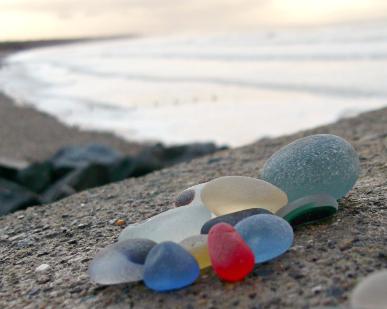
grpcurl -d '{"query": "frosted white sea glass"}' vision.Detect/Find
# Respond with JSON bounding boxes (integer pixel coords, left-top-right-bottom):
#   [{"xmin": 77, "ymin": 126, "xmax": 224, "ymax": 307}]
[
  {"xmin": 88, "ymin": 239, "xmax": 156, "ymax": 284},
  {"xmin": 350, "ymin": 270, "xmax": 387, "ymax": 309},
  {"xmin": 118, "ymin": 201, "xmax": 212, "ymax": 243}
]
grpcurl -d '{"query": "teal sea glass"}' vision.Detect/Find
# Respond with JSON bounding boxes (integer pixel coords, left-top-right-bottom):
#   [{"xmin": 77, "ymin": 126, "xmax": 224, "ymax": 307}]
[
  {"xmin": 235, "ymin": 214, "xmax": 293, "ymax": 263},
  {"xmin": 143, "ymin": 242, "xmax": 200, "ymax": 292},
  {"xmin": 262, "ymin": 134, "xmax": 360, "ymax": 202}
]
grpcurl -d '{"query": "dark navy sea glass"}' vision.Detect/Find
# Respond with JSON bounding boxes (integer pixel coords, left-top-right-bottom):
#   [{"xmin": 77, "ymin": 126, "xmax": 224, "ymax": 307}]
[{"xmin": 200, "ymin": 208, "xmax": 272, "ymax": 234}]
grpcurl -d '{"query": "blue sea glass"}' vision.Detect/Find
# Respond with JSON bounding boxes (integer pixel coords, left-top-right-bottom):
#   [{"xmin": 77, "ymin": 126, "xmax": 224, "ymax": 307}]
[
  {"xmin": 235, "ymin": 214, "xmax": 293, "ymax": 263},
  {"xmin": 88, "ymin": 238, "xmax": 156, "ymax": 284},
  {"xmin": 262, "ymin": 134, "xmax": 360, "ymax": 202},
  {"xmin": 143, "ymin": 241, "xmax": 200, "ymax": 292},
  {"xmin": 200, "ymin": 208, "xmax": 272, "ymax": 234}
]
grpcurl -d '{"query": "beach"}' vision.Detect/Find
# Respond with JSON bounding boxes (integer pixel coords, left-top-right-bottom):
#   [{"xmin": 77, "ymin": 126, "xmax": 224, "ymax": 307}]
[
  {"xmin": 0, "ymin": 105, "xmax": 386, "ymax": 308},
  {"xmin": 0, "ymin": 41, "xmax": 145, "ymax": 163},
  {"xmin": 0, "ymin": 91, "xmax": 144, "ymax": 162},
  {"xmin": 1, "ymin": 21, "xmax": 387, "ymax": 147}
]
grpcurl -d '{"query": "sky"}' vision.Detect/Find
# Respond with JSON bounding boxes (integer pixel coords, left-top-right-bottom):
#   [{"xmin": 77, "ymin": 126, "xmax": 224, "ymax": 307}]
[{"xmin": 1, "ymin": 0, "xmax": 387, "ymax": 41}]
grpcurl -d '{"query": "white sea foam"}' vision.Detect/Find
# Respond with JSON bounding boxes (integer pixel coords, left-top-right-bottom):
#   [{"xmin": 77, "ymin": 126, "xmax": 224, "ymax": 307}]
[{"xmin": 0, "ymin": 22, "xmax": 386, "ymax": 146}]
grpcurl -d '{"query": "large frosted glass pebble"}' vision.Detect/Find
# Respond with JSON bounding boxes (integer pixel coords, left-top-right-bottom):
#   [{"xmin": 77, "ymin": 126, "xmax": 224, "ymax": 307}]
[
  {"xmin": 88, "ymin": 238, "xmax": 156, "ymax": 284},
  {"xmin": 200, "ymin": 208, "xmax": 272, "ymax": 234},
  {"xmin": 208, "ymin": 223, "xmax": 255, "ymax": 282},
  {"xmin": 262, "ymin": 134, "xmax": 360, "ymax": 202},
  {"xmin": 175, "ymin": 183, "xmax": 206, "ymax": 207},
  {"xmin": 235, "ymin": 214, "xmax": 293, "ymax": 263},
  {"xmin": 350, "ymin": 270, "xmax": 387, "ymax": 309},
  {"xmin": 143, "ymin": 241, "xmax": 200, "ymax": 292},
  {"xmin": 201, "ymin": 176, "xmax": 288, "ymax": 215},
  {"xmin": 276, "ymin": 194, "xmax": 338, "ymax": 226},
  {"xmin": 180, "ymin": 235, "xmax": 211, "ymax": 269},
  {"xmin": 118, "ymin": 202, "xmax": 212, "ymax": 243}
]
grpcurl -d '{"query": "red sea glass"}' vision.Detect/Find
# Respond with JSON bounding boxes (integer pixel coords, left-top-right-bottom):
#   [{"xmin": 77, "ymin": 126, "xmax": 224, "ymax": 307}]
[{"xmin": 208, "ymin": 223, "xmax": 254, "ymax": 282}]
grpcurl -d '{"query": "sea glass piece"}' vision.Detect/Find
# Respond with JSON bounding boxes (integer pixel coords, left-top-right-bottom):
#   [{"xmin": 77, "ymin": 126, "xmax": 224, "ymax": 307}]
[
  {"xmin": 208, "ymin": 223, "xmax": 255, "ymax": 282},
  {"xmin": 235, "ymin": 214, "xmax": 293, "ymax": 263},
  {"xmin": 175, "ymin": 183, "xmax": 207, "ymax": 207},
  {"xmin": 201, "ymin": 176, "xmax": 288, "ymax": 215},
  {"xmin": 276, "ymin": 194, "xmax": 338, "ymax": 226},
  {"xmin": 200, "ymin": 208, "xmax": 272, "ymax": 234},
  {"xmin": 88, "ymin": 238, "xmax": 156, "ymax": 284},
  {"xmin": 350, "ymin": 270, "xmax": 387, "ymax": 309},
  {"xmin": 143, "ymin": 241, "xmax": 200, "ymax": 292},
  {"xmin": 180, "ymin": 235, "xmax": 211, "ymax": 269},
  {"xmin": 262, "ymin": 134, "xmax": 360, "ymax": 202},
  {"xmin": 118, "ymin": 202, "xmax": 212, "ymax": 243}
]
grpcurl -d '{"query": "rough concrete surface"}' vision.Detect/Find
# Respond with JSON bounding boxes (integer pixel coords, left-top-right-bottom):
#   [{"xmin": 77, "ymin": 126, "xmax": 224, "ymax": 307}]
[{"xmin": 0, "ymin": 107, "xmax": 386, "ymax": 309}]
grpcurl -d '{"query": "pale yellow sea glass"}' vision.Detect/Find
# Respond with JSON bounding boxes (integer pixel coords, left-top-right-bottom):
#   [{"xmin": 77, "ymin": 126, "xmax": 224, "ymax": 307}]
[
  {"xmin": 180, "ymin": 235, "xmax": 211, "ymax": 269},
  {"xmin": 201, "ymin": 176, "xmax": 288, "ymax": 215}
]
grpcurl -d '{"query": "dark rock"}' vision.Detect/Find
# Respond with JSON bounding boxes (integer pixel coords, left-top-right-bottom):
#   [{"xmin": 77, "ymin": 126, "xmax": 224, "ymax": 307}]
[
  {"xmin": 17, "ymin": 162, "xmax": 53, "ymax": 193},
  {"xmin": 108, "ymin": 157, "xmax": 135, "ymax": 182},
  {"xmin": 41, "ymin": 163, "xmax": 110, "ymax": 203},
  {"xmin": 0, "ymin": 157, "xmax": 28, "ymax": 181},
  {"xmin": 130, "ymin": 143, "xmax": 223, "ymax": 177},
  {"xmin": 130, "ymin": 148, "xmax": 164, "ymax": 177},
  {"xmin": 143, "ymin": 143, "xmax": 222, "ymax": 166},
  {"xmin": 0, "ymin": 178, "xmax": 40, "ymax": 215},
  {"xmin": 49, "ymin": 144, "xmax": 122, "ymax": 177}
]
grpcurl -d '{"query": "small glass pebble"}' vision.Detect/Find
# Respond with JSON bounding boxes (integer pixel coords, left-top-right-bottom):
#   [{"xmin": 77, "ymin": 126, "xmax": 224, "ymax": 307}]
[
  {"xmin": 88, "ymin": 239, "xmax": 156, "ymax": 284},
  {"xmin": 262, "ymin": 134, "xmax": 360, "ymax": 202},
  {"xmin": 235, "ymin": 214, "xmax": 294, "ymax": 263},
  {"xmin": 180, "ymin": 235, "xmax": 211, "ymax": 269},
  {"xmin": 276, "ymin": 194, "xmax": 338, "ymax": 226},
  {"xmin": 350, "ymin": 270, "xmax": 387, "ymax": 309},
  {"xmin": 201, "ymin": 176, "xmax": 288, "ymax": 215},
  {"xmin": 201, "ymin": 208, "xmax": 272, "ymax": 234},
  {"xmin": 143, "ymin": 241, "xmax": 200, "ymax": 292}
]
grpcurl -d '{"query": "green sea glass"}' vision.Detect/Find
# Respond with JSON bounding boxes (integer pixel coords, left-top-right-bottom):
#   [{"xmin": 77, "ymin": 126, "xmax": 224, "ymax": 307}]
[
  {"xmin": 276, "ymin": 194, "xmax": 338, "ymax": 226},
  {"xmin": 262, "ymin": 134, "xmax": 360, "ymax": 202}
]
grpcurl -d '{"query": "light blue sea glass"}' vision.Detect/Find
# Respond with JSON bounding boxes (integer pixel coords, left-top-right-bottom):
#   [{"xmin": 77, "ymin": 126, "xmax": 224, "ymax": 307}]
[
  {"xmin": 262, "ymin": 134, "xmax": 360, "ymax": 202},
  {"xmin": 143, "ymin": 241, "xmax": 200, "ymax": 292},
  {"xmin": 88, "ymin": 238, "xmax": 156, "ymax": 284},
  {"xmin": 235, "ymin": 214, "xmax": 293, "ymax": 263}
]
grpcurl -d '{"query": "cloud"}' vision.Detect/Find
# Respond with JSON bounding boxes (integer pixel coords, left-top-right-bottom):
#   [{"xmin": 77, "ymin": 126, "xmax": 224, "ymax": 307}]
[{"xmin": 1, "ymin": 0, "xmax": 386, "ymax": 40}]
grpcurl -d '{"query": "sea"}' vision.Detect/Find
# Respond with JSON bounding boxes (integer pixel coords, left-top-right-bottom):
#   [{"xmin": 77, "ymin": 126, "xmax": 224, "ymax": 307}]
[{"xmin": 0, "ymin": 21, "xmax": 386, "ymax": 147}]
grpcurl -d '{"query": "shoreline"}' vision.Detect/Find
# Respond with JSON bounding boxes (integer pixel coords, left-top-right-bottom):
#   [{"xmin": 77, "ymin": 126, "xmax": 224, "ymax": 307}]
[
  {"xmin": 0, "ymin": 91, "xmax": 145, "ymax": 162},
  {"xmin": 0, "ymin": 39, "xmax": 146, "ymax": 162},
  {"xmin": 0, "ymin": 105, "xmax": 386, "ymax": 308}
]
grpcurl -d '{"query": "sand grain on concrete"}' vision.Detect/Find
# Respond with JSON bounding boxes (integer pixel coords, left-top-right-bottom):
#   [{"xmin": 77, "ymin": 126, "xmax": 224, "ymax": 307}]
[{"xmin": 0, "ymin": 107, "xmax": 386, "ymax": 308}]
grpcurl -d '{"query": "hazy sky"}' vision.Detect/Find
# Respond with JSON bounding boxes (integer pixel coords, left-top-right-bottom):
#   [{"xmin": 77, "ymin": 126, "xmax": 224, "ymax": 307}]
[{"xmin": 1, "ymin": 0, "xmax": 387, "ymax": 40}]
